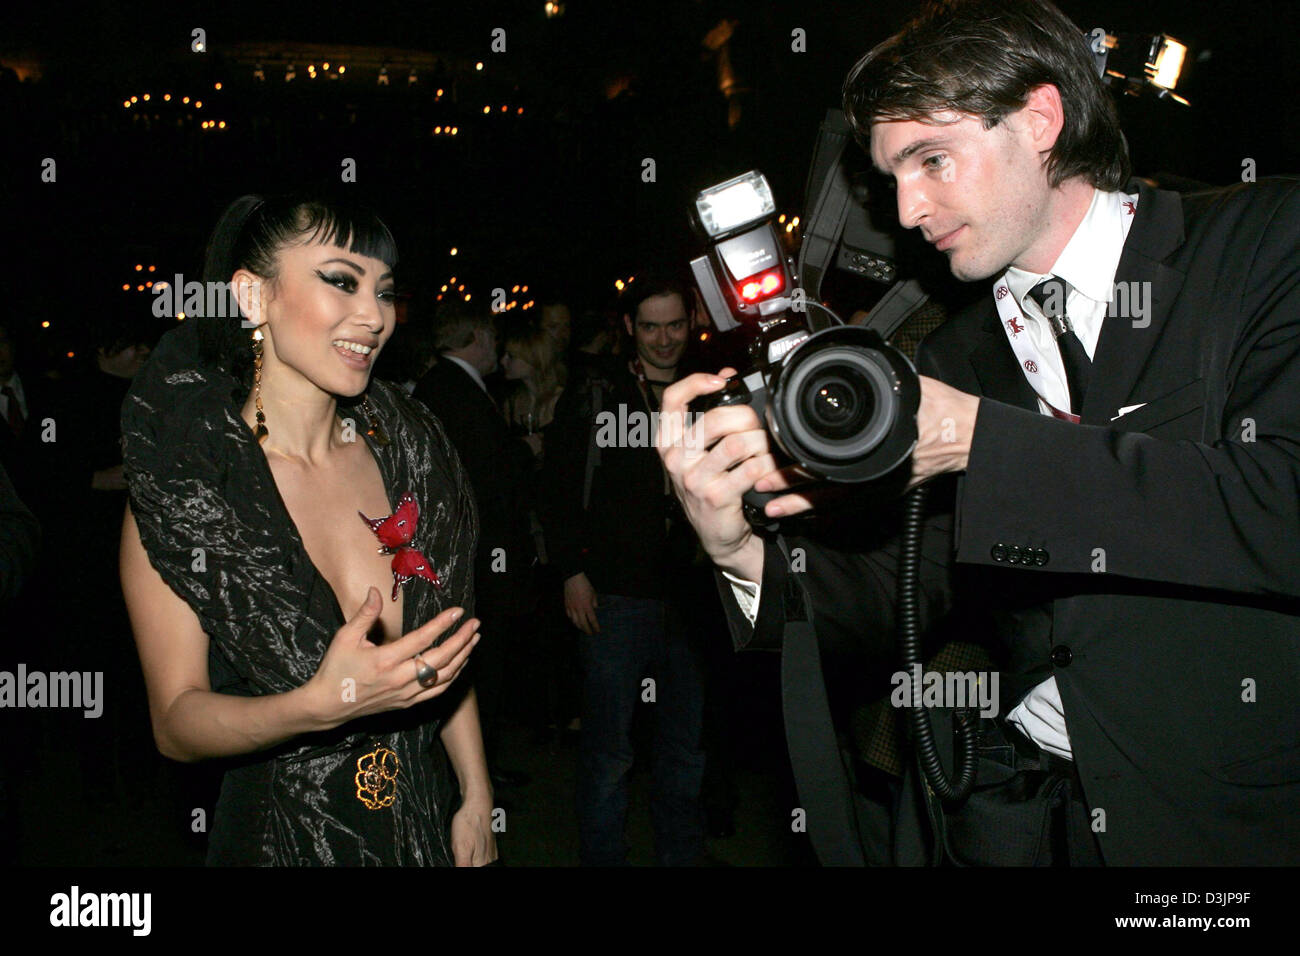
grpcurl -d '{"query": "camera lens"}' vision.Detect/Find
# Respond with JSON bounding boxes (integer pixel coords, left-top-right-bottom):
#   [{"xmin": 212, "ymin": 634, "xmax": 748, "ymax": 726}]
[
  {"xmin": 800, "ymin": 368, "xmax": 876, "ymax": 442},
  {"xmin": 769, "ymin": 333, "xmax": 909, "ymax": 481},
  {"xmin": 758, "ymin": 326, "xmax": 920, "ymax": 484},
  {"xmin": 779, "ymin": 345, "xmax": 888, "ymax": 462}
]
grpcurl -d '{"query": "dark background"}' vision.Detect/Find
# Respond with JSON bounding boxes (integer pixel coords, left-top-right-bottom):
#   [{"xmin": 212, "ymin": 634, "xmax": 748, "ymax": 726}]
[{"xmin": 2, "ymin": 0, "xmax": 1297, "ymax": 370}]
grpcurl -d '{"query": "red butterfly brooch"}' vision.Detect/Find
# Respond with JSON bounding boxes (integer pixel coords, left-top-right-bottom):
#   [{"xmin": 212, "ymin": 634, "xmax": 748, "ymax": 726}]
[{"xmin": 359, "ymin": 492, "xmax": 443, "ymax": 600}]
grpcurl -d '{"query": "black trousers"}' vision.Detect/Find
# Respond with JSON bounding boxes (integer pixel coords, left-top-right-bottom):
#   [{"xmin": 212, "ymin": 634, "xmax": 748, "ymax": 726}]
[
  {"xmin": 884, "ymin": 713, "xmax": 1106, "ymax": 866},
  {"xmin": 1036, "ymin": 749, "xmax": 1105, "ymax": 867}
]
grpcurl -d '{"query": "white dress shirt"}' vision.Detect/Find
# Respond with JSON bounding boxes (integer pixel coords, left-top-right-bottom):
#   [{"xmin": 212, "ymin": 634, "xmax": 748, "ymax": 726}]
[
  {"xmin": 726, "ymin": 187, "xmax": 1139, "ymax": 761},
  {"xmin": 0, "ymin": 373, "xmax": 27, "ymax": 423}
]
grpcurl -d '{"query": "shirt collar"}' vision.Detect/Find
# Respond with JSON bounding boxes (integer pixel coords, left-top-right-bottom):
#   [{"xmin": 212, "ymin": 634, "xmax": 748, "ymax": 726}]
[
  {"xmin": 1004, "ymin": 187, "xmax": 1133, "ymax": 309},
  {"xmin": 442, "ymin": 354, "xmax": 489, "ymax": 394}
]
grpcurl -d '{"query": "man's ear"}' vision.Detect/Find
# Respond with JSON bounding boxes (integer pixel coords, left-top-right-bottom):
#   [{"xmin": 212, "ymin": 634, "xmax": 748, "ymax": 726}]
[
  {"xmin": 623, "ymin": 314, "xmax": 634, "ymax": 338},
  {"xmin": 231, "ymin": 269, "xmax": 266, "ymax": 328},
  {"xmin": 1018, "ymin": 83, "xmax": 1067, "ymax": 159}
]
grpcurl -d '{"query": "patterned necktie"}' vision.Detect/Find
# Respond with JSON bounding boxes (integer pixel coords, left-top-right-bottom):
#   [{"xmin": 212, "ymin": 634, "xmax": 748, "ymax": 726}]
[
  {"xmin": 1, "ymin": 386, "xmax": 23, "ymax": 437},
  {"xmin": 1027, "ymin": 277, "xmax": 1091, "ymax": 416}
]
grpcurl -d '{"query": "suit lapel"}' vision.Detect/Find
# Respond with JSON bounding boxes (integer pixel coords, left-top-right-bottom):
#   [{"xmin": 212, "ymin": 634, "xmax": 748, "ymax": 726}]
[
  {"xmin": 1082, "ymin": 180, "xmax": 1187, "ymax": 424},
  {"xmin": 971, "ymin": 308, "xmax": 1041, "ymax": 412}
]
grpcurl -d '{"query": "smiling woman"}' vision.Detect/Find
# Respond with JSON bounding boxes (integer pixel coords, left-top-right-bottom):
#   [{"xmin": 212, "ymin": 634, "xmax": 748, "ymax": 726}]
[
  {"xmin": 118, "ymin": 194, "xmax": 498, "ymax": 866},
  {"xmin": 195, "ymin": 195, "xmax": 400, "ymax": 394}
]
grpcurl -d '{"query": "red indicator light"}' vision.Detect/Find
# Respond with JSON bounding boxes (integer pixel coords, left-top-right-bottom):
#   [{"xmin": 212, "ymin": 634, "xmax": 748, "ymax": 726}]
[{"xmin": 738, "ymin": 268, "xmax": 785, "ymax": 303}]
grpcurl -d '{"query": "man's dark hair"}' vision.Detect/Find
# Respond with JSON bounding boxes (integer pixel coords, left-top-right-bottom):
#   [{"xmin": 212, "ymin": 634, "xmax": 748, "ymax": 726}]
[
  {"xmin": 842, "ymin": 0, "xmax": 1130, "ymax": 191},
  {"xmin": 620, "ymin": 270, "xmax": 696, "ymax": 324},
  {"xmin": 573, "ymin": 310, "xmax": 612, "ymax": 350},
  {"xmin": 432, "ymin": 305, "xmax": 495, "ymax": 353}
]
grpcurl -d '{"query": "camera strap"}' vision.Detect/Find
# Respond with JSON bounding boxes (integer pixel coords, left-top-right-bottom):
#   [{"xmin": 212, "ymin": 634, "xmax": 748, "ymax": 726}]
[
  {"xmin": 798, "ymin": 110, "xmax": 854, "ymax": 304},
  {"xmin": 797, "ymin": 108, "xmax": 931, "ymax": 340},
  {"xmin": 775, "ymin": 536, "xmax": 868, "ymax": 866}
]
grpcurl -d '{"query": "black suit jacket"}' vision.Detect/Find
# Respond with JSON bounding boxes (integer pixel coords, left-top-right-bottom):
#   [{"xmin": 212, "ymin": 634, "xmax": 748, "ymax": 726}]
[
  {"xmin": 0, "ymin": 371, "xmax": 55, "ymax": 511},
  {"xmin": 538, "ymin": 361, "xmax": 695, "ymax": 598},
  {"xmin": 0, "ymin": 460, "xmax": 39, "ymax": 606},
  {"xmin": 726, "ymin": 177, "xmax": 1300, "ymax": 865},
  {"xmin": 412, "ymin": 358, "xmax": 534, "ymax": 612}
]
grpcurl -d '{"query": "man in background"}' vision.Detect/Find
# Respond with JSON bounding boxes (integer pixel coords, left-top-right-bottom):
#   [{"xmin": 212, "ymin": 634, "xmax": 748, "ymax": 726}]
[{"xmin": 541, "ymin": 272, "xmax": 710, "ymax": 865}]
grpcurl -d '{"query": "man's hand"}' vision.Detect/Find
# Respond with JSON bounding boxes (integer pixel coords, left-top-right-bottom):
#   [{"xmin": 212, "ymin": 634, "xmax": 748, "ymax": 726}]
[
  {"xmin": 657, "ymin": 369, "xmax": 772, "ymax": 582},
  {"xmin": 906, "ymin": 375, "xmax": 980, "ymax": 489},
  {"xmin": 563, "ymin": 572, "xmax": 600, "ymax": 635},
  {"xmin": 658, "ymin": 369, "xmax": 980, "ymax": 574}
]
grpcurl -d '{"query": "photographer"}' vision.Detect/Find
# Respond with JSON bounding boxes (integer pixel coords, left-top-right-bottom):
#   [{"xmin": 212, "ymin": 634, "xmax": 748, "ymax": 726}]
[{"xmin": 659, "ymin": 0, "xmax": 1300, "ymax": 865}]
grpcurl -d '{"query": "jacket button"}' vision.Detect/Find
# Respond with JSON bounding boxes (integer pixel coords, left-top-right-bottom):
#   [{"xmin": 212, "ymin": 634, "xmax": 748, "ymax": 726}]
[
  {"xmin": 991, "ymin": 544, "xmax": 1007, "ymax": 562},
  {"xmin": 1050, "ymin": 645, "xmax": 1072, "ymax": 667},
  {"xmin": 1008, "ymin": 545, "xmax": 1023, "ymax": 564},
  {"xmin": 1034, "ymin": 549, "xmax": 1049, "ymax": 566}
]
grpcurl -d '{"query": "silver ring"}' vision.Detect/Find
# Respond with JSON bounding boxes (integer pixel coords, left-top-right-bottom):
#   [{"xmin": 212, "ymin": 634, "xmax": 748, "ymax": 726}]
[{"xmin": 413, "ymin": 652, "xmax": 439, "ymax": 688}]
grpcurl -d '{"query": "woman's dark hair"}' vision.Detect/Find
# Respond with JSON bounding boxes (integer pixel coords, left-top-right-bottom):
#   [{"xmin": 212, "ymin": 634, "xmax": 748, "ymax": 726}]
[
  {"xmin": 842, "ymin": 0, "xmax": 1130, "ymax": 191},
  {"xmin": 198, "ymin": 194, "xmax": 398, "ymax": 386}
]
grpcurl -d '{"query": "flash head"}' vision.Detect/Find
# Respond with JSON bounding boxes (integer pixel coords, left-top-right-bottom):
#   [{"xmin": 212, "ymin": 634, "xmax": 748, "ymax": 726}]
[{"xmin": 694, "ymin": 170, "xmax": 777, "ymax": 240}]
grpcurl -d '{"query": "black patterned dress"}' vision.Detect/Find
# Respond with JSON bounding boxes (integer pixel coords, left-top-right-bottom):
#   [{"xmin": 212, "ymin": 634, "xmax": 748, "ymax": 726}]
[{"xmin": 121, "ymin": 322, "xmax": 478, "ymax": 865}]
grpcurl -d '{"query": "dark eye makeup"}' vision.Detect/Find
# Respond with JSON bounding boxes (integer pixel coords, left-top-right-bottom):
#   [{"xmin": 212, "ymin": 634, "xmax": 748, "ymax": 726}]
[{"xmin": 316, "ymin": 269, "xmax": 397, "ymax": 303}]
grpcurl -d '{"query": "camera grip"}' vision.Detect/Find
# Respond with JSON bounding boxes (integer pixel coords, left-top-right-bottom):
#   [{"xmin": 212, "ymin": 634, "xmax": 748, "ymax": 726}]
[{"xmin": 742, "ymin": 488, "xmax": 783, "ymax": 531}]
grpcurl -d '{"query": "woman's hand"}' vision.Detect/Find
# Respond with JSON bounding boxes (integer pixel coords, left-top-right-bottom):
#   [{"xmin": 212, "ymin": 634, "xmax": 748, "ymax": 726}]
[
  {"xmin": 303, "ymin": 588, "xmax": 481, "ymax": 730},
  {"xmin": 450, "ymin": 793, "xmax": 499, "ymax": 866}
]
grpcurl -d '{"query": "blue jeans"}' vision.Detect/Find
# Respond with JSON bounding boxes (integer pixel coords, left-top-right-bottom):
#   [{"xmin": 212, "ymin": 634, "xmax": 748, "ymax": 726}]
[{"xmin": 577, "ymin": 594, "xmax": 706, "ymax": 866}]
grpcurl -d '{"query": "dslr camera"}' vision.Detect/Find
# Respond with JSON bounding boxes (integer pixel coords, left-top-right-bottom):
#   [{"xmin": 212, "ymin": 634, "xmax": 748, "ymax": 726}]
[{"xmin": 687, "ymin": 170, "xmax": 920, "ymax": 515}]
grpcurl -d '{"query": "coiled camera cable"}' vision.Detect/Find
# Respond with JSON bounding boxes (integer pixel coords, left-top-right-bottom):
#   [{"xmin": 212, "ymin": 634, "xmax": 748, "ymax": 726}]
[{"xmin": 896, "ymin": 482, "xmax": 978, "ymax": 803}]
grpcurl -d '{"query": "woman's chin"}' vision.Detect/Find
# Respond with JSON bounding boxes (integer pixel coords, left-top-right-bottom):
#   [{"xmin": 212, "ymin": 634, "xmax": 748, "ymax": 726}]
[{"xmin": 329, "ymin": 372, "xmax": 372, "ymax": 399}]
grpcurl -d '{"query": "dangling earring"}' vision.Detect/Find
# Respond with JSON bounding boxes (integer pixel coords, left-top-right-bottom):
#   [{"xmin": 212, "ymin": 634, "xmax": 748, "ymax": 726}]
[{"xmin": 252, "ymin": 327, "xmax": 269, "ymax": 443}]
